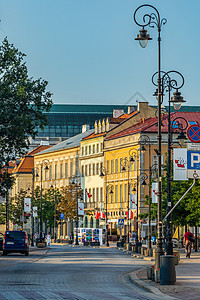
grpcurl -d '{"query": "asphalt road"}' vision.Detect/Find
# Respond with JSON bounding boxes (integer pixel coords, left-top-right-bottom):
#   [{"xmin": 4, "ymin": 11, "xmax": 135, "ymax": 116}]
[{"xmin": 0, "ymin": 245, "xmax": 163, "ymax": 300}]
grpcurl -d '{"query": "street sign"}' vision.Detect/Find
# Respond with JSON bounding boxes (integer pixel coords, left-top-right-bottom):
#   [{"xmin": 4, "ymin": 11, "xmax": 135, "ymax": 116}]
[
  {"xmin": 173, "ymin": 148, "xmax": 187, "ymax": 181},
  {"xmin": 118, "ymin": 219, "xmax": 124, "ymax": 226},
  {"xmin": 187, "ymin": 124, "xmax": 200, "ymax": 143},
  {"xmin": 78, "ymin": 202, "xmax": 84, "ymax": 216},
  {"xmin": 187, "ymin": 150, "xmax": 200, "ymax": 178},
  {"xmin": 33, "ymin": 207, "xmax": 37, "ymax": 217},
  {"xmin": 60, "ymin": 212, "xmax": 65, "ymax": 219},
  {"xmin": 24, "ymin": 198, "xmax": 31, "ymax": 212}
]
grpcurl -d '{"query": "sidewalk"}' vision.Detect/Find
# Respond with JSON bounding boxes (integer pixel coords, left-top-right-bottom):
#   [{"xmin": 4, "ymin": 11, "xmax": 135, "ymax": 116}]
[{"xmin": 129, "ymin": 248, "xmax": 200, "ymax": 299}]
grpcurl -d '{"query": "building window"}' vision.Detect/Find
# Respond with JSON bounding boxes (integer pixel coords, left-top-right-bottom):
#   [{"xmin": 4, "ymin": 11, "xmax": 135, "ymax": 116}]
[
  {"xmin": 107, "ymin": 160, "xmax": 109, "ymax": 174},
  {"xmin": 120, "ymin": 184, "xmax": 123, "ymax": 203},
  {"xmin": 96, "ymin": 188, "xmax": 99, "ymax": 202},
  {"xmin": 93, "ymin": 164, "xmax": 95, "ymax": 175},
  {"xmin": 93, "ymin": 188, "xmax": 95, "ymax": 202},
  {"xmin": 81, "ymin": 147, "xmax": 84, "ymax": 156},
  {"xmin": 124, "ymin": 184, "xmax": 127, "ymax": 202},
  {"xmin": 85, "ymin": 165, "xmax": 88, "ymax": 176},
  {"xmin": 110, "ymin": 190, "xmax": 113, "ymax": 203},
  {"xmin": 45, "ymin": 168, "xmax": 48, "ymax": 181},
  {"xmin": 89, "ymin": 164, "xmax": 91, "ymax": 176},
  {"xmin": 111, "ymin": 160, "xmax": 114, "ymax": 174},
  {"xmin": 100, "ymin": 162, "xmax": 103, "ymax": 171},
  {"xmin": 85, "ymin": 146, "xmax": 88, "ymax": 156},
  {"xmin": 89, "ymin": 145, "xmax": 91, "ymax": 155},
  {"xmin": 81, "ymin": 165, "xmax": 84, "ymax": 177},
  {"xmin": 115, "ymin": 185, "xmax": 118, "ymax": 202},
  {"xmin": 49, "ymin": 165, "xmax": 52, "ymax": 180},
  {"xmin": 115, "ymin": 159, "xmax": 118, "ymax": 173},
  {"xmin": 65, "ymin": 163, "xmax": 68, "ymax": 178},
  {"xmin": 120, "ymin": 158, "xmax": 123, "ymax": 172},
  {"xmin": 100, "ymin": 187, "xmax": 103, "ymax": 202},
  {"xmin": 96, "ymin": 163, "xmax": 99, "ymax": 176},
  {"xmin": 100, "ymin": 143, "xmax": 103, "ymax": 152},
  {"xmin": 93, "ymin": 144, "xmax": 95, "ymax": 154},
  {"xmin": 97, "ymin": 143, "xmax": 99, "ymax": 153},
  {"xmin": 70, "ymin": 161, "xmax": 73, "ymax": 177},
  {"xmin": 55, "ymin": 164, "xmax": 57, "ymax": 179},
  {"xmin": 60, "ymin": 164, "xmax": 63, "ymax": 178}
]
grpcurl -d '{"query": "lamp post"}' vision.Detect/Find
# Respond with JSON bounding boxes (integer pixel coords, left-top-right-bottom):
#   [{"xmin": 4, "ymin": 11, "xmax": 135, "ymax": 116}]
[
  {"xmin": 70, "ymin": 175, "xmax": 80, "ymax": 246},
  {"xmin": 134, "ymin": 4, "xmax": 167, "ymax": 269},
  {"xmin": 121, "ymin": 149, "xmax": 138, "ymax": 243},
  {"xmin": 50, "ymin": 181, "xmax": 57, "ymax": 243},
  {"xmin": 99, "ymin": 166, "xmax": 113, "ymax": 247},
  {"xmin": 37, "ymin": 160, "xmax": 49, "ymax": 242},
  {"xmin": 26, "ymin": 181, "xmax": 34, "ymax": 246}
]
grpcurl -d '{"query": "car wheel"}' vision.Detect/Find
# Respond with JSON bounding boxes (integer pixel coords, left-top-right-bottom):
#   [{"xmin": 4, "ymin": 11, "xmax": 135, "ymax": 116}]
[
  {"xmin": 25, "ymin": 251, "xmax": 29, "ymax": 256},
  {"xmin": 2, "ymin": 251, "xmax": 7, "ymax": 256}
]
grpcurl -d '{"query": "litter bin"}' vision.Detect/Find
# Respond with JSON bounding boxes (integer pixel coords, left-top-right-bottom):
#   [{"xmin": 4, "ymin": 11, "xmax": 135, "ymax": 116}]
[
  {"xmin": 160, "ymin": 255, "xmax": 176, "ymax": 285},
  {"xmin": 135, "ymin": 242, "xmax": 142, "ymax": 253}
]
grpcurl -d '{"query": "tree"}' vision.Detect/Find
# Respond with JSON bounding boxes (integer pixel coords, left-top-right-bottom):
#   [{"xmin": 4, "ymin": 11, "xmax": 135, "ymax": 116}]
[
  {"xmin": 0, "ymin": 37, "xmax": 52, "ymax": 170},
  {"xmin": 57, "ymin": 184, "xmax": 81, "ymax": 223},
  {"xmin": 10, "ymin": 189, "xmax": 27, "ymax": 227}
]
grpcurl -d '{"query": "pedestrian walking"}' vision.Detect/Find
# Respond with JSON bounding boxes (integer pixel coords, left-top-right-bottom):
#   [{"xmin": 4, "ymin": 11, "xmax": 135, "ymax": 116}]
[
  {"xmin": 183, "ymin": 229, "xmax": 194, "ymax": 258},
  {"xmin": 46, "ymin": 232, "xmax": 51, "ymax": 246}
]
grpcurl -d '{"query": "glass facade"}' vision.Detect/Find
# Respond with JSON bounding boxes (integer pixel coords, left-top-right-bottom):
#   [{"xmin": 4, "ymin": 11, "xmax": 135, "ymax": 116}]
[{"xmin": 36, "ymin": 104, "xmax": 130, "ymax": 139}]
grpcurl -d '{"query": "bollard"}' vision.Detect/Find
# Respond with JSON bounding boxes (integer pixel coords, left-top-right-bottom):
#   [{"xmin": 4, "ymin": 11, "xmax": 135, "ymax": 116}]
[{"xmin": 160, "ymin": 255, "xmax": 176, "ymax": 285}]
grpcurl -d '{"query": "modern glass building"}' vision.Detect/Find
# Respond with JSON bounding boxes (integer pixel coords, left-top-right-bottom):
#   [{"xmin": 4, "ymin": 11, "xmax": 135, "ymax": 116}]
[{"xmin": 36, "ymin": 104, "xmax": 131, "ymax": 139}]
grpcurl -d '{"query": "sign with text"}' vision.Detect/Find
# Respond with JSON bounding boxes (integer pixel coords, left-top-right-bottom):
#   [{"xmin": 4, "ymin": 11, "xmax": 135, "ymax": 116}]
[
  {"xmin": 24, "ymin": 198, "xmax": 31, "ymax": 212},
  {"xmin": 187, "ymin": 150, "xmax": 200, "ymax": 178},
  {"xmin": 60, "ymin": 212, "xmax": 65, "ymax": 219},
  {"xmin": 173, "ymin": 148, "xmax": 187, "ymax": 181}
]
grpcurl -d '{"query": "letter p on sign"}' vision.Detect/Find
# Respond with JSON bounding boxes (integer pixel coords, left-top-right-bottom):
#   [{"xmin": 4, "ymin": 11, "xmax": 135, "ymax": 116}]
[{"xmin": 191, "ymin": 153, "xmax": 200, "ymax": 167}]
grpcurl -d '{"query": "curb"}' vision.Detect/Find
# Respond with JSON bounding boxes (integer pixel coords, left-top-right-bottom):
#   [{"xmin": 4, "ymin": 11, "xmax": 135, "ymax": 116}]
[{"xmin": 129, "ymin": 270, "xmax": 177, "ymax": 300}]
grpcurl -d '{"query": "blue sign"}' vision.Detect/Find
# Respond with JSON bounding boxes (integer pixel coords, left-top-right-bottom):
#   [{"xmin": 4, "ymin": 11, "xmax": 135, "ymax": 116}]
[
  {"xmin": 60, "ymin": 213, "xmax": 65, "ymax": 220},
  {"xmin": 187, "ymin": 151, "xmax": 200, "ymax": 170},
  {"xmin": 187, "ymin": 125, "xmax": 200, "ymax": 143},
  {"xmin": 118, "ymin": 219, "xmax": 124, "ymax": 226}
]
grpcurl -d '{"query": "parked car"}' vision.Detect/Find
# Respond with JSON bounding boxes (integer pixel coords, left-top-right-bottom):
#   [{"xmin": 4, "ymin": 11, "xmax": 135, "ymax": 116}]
[
  {"xmin": 0, "ymin": 232, "xmax": 4, "ymax": 250},
  {"xmin": 3, "ymin": 230, "xmax": 29, "ymax": 256}
]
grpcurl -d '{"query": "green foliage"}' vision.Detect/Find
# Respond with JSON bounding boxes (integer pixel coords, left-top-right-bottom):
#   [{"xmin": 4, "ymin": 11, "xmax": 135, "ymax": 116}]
[
  {"xmin": 0, "ymin": 203, "xmax": 6, "ymax": 225},
  {"xmin": 10, "ymin": 189, "xmax": 27, "ymax": 226},
  {"xmin": 0, "ymin": 37, "xmax": 52, "ymax": 167}
]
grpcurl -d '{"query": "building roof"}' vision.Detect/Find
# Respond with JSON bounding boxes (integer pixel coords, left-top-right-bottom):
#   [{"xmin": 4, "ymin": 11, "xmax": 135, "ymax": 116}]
[
  {"xmin": 37, "ymin": 129, "xmax": 95, "ymax": 155},
  {"xmin": 12, "ymin": 145, "xmax": 51, "ymax": 174},
  {"xmin": 82, "ymin": 132, "xmax": 105, "ymax": 141},
  {"xmin": 106, "ymin": 112, "xmax": 200, "ymax": 140}
]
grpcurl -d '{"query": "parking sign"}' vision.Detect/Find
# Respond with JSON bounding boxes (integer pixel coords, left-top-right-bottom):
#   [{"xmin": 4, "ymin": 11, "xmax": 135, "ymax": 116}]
[{"xmin": 187, "ymin": 150, "xmax": 200, "ymax": 178}]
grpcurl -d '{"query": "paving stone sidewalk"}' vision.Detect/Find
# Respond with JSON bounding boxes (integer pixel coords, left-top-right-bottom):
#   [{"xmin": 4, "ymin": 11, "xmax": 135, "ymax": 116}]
[{"xmin": 130, "ymin": 248, "xmax": 200, "ymax": 300}]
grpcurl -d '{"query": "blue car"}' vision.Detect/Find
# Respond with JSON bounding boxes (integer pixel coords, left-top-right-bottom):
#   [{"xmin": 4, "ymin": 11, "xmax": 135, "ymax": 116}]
[{"xmin": 3, "ymin": 230, "xmax": 29, "ymax": 256}]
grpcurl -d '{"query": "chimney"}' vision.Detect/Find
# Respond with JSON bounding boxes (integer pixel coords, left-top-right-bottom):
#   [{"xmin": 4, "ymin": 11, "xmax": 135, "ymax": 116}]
[
  {"xmin": 128, "ymin": 106, "xmax": 135, "ymax": 114},
  {"xmin": 113, "ymin": 109, "xmax": 124, "ymax": 118},
  {"xmin": 137, "ymin": 102, "xmax": 149, "ymax": 112},
  {"xmin": 82, "ymin": 124, "xmax": 90, "ymax": 133}
]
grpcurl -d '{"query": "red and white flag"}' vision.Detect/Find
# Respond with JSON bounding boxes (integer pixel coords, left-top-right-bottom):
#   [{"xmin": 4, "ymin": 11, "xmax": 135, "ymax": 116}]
[{"xmin": 86, "ymin": 190, "xmax": 92, "ymax": 199}]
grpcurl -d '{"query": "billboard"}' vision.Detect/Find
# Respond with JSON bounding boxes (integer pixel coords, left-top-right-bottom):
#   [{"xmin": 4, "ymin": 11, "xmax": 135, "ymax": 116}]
[{"xmin": 173, "ymin": 148, "xmax": 187, "ymax": 181}]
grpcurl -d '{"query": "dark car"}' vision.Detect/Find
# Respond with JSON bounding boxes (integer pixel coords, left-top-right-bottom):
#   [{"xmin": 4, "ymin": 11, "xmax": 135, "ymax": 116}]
[
  {"xmin": 3, "ymin": 230, "xmax": 29, "ymax": 256},
  {"xmin": 0, "ymin": 232, "xmax": 4, "ymax": 250}
]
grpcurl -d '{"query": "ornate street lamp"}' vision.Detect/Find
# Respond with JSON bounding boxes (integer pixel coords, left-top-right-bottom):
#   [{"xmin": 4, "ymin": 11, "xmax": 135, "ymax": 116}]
[
  {"xmin": 121, "ymin": 149, "xmax": 138, "ymax": 244},
  {"xmin": 99, "ymin": 166, "xmax": 113, "ymax": 247},
  {"xmin": 70, "ymin": 175, "xmax": 81, "ymax": 246},
  {"xmin": 134, "ymin": 4, "xmax": 167, "ymax": 269},
  {"xmin": 36, "ymin": 160, "xmax": 49, "ymax": 243},
  {"xmin": 153, "ymin": 71, "xmax": 186, "ymax": 255},
  {"xmin": 50, "ymin": 181, "xmax": 58, "ymax": 243}
]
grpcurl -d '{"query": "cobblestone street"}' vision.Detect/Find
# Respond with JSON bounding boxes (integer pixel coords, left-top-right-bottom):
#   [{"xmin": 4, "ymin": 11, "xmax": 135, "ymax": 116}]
[{"xmin": 0, "ymin": 245, "xmax": 164, "ymax": 300}]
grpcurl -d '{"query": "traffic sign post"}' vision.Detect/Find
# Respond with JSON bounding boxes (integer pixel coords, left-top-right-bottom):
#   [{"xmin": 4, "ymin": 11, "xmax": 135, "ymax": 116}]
[
  {"xmin": 187, "ymin": 124, "xmax": 200, "ymax": 143},
  {"xmin": 187, "ymin": 150, "xmax": 200, "ymax": 178},
  {"xmin": 118, "ymin": 219, "xmax": 124, "ymax": 226}
]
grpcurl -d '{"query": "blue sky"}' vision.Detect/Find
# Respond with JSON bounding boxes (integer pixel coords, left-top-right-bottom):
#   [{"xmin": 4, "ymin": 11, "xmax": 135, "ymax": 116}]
[{"xmin": 0, "ymin": 0, "xmax": 199, "ymax": 107}]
